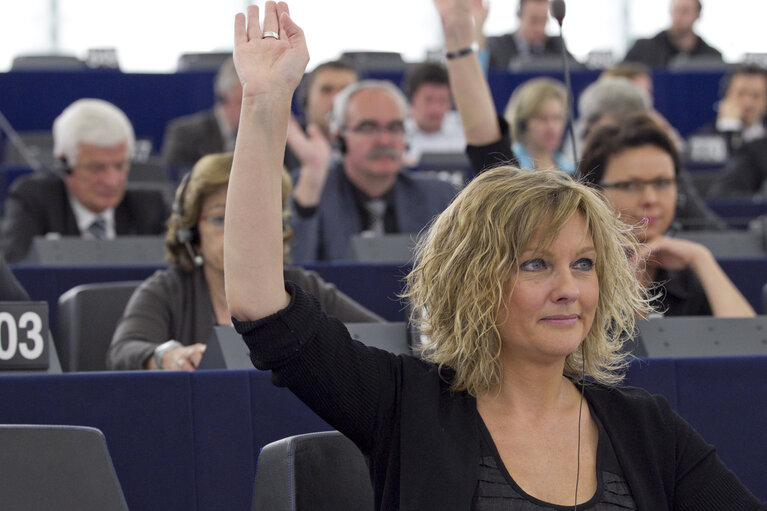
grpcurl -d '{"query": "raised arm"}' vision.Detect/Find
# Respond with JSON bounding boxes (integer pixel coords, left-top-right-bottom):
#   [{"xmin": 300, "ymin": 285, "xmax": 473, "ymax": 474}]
[
  {"xmin": 433, "ymin": 0, "xmax": 499, "ymax": 146},
  {"xmin": 225, "ymin": 2, "xmax": 309, "ymax": 321}
]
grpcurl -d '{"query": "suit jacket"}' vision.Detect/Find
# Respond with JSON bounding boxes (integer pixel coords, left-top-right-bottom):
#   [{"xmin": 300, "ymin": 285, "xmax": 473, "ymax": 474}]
[
  {"xmin": 161, "ymin": 108, "xmax": 301, "ymax": 171},
  {"xmin": 290, "ymin": 165, "xmax": 457, "ymax": 262},
  {"xmin": 624, "ymin": 30, "xmax": 723, "ymax": 68},
  {"xmin": 161, "ymin": 109, "xmax": 226, "ymax": 168},
  {"xmin": 0, "ymin": 173, "xmax": 168, "ymax": 263},
  {"xmin": 486, "ymin": 32, "xmax": 575, "ymax": 70},
  {"xmin": 709, "ymin": 137, "xmax": 767, "ymax": 197}
]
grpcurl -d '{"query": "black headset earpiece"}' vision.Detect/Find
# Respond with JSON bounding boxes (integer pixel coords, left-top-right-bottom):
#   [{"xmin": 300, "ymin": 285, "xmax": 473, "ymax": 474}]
[
  {"xmin": 335, "ymin": 135, "xmax": 348, "ymax": 155},
  {"xmin": 57, "ymin": 157, "xmax": 72, "ymax": 175},
  {"xmin": 516, "ymin": 119, "xmax": 527, "ymax": 137},
  {"xmin": 173, "ymin": 170, "xmax": 203, "ymax": 267}
]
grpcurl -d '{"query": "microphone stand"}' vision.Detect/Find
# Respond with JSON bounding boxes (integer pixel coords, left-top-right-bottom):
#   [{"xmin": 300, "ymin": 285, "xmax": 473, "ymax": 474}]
[{"xmin": 0, "ymin": 109, "xmax": 44, "ymax": 172}]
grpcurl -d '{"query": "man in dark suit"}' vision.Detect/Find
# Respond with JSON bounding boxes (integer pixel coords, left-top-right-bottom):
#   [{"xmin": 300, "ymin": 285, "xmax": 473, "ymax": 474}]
[
  {"xmin": 163, "ymin": 56, "xmax": 301, "ymax": 171},
  {"xmin": 709, "ymin": 137, "xmax": 767, "ymax": 197},
  {"xmin": 624, "ymin": 0, "xmax": 722, "ymax": 69},
  {"xmin": 688, "ymin": 64, "xmax": 767, "ymax": 164},
  {"xmin": 161, "ymin": 57, "xmax": 241, "ymax": 169},
  {"xmin": 289, "ymin": 80, "xmax": 457, "ymax": 262},
  {"xmin": 481, "ymin": 0, "xmax": 576, "ymax": 70},
  {"xmin": 0, "ymin": 99, "xmax": 168, "ymax": 263}
]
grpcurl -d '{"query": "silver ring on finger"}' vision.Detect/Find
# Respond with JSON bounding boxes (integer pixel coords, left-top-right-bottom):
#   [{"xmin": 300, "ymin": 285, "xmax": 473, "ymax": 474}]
[
  {"xmin": 262, "ymin": 31, "xmax": 279, "ymax": 39},
  {"xmin": 177, "ymin": 359, "xmax": 185, "ymax": 368}
]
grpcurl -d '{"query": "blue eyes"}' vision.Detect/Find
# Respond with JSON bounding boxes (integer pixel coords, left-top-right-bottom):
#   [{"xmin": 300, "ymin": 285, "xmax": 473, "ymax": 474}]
[
  {"xmin": 520, "ymin": 259, "xmax": 546, "ymax": 271},
  {"xmin": 520, "ymin": 258, "xmax": 594, "ymax": 272}
]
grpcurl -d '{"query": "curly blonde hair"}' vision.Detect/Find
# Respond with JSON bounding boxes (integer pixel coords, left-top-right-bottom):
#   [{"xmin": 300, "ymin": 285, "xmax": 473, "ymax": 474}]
[
  {"xmin": 403, "ymin": 166, "xmax": 649, "ymax": 397},
  {"xmin": 165, "ymin": 153, "xmax": 293, "ymax": 271}
]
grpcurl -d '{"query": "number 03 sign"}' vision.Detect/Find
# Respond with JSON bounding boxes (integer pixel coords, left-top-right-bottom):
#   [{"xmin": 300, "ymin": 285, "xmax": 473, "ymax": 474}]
[{"xmin": 0, "ymin": 302, "xmax": 50, "ymax": 370}]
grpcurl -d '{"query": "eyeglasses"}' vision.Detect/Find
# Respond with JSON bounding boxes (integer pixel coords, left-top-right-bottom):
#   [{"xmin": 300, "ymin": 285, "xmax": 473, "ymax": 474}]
[
  {"xmin": 346, "ymin": 120, "xmax": 405, "ymax": 137},
  {"xmin": 598, "ymin": 178, "xmax": 677, "ymax": 194}
]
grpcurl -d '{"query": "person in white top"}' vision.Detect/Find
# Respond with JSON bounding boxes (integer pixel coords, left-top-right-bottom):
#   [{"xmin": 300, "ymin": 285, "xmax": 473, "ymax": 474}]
[{"xmin": 403, "ymin": 62, "xmax": 466, "ymax": 165}]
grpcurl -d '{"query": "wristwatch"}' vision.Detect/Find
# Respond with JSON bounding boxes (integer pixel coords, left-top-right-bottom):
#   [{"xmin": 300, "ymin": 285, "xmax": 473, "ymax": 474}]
[{"xmin": 154, "ymin": 340, "xmax": 182, "ymax": 370}]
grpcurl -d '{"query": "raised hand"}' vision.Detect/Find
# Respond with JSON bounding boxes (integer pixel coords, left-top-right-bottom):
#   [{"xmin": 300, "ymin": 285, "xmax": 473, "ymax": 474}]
[
  {"xmin": 433, "ymin": 0, "xmax": 474, "ymax": 50},
  {"xmin": 287, "ymin": 116, "xmax": 332, "ymax": 171},
  {"xmin": 470, "ymin": 0, "xmax": 489, "ymax": 47},
  {"xmin": 233, "ymin": 1, "xmax": 309, "ymax": 100}
]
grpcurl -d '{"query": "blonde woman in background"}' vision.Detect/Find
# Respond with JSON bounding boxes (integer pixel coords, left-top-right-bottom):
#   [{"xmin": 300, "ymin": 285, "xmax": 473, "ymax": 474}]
[{"xmin": 504, "ymin": 77, "xmax": 575, "ymax": 173}]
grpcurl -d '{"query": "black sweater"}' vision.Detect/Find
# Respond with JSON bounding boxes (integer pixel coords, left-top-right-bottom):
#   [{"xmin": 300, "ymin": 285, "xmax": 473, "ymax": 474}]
[{"xmin": 235, "ymin": 282, "xmax": 764, "ymax": 511}]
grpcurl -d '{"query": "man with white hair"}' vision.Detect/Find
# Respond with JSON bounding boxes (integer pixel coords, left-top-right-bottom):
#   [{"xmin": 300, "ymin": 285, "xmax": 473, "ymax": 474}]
[
  {"xmin": 289, "ymin": 80, "xmax": 458, "ymax": 262},
  {"xmin": 0, "ymin": 98, "xmax": 168, "ymax": 262}
]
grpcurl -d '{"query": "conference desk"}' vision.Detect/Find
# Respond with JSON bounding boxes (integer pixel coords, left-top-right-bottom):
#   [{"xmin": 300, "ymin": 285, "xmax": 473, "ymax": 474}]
[{"xmin": 0, "ymin": 357, "xmax": 763, "ymax": 511}]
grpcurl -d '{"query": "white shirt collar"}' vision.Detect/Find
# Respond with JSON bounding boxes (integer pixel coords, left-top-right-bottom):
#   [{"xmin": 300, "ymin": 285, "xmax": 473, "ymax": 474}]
[{"xmin": 68, "ymin": 194, "xmax": 116, "ymax": 239}]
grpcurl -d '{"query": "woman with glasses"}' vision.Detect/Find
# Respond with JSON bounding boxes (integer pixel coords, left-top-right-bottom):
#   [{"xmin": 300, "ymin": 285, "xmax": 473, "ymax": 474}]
[
  {"xmin": 579, "ymin": 113, "xmax": 754, "ymax": 317},
  {"xmin": 106, "ymin": 152, "xmax": 383, "ymax": 371}
]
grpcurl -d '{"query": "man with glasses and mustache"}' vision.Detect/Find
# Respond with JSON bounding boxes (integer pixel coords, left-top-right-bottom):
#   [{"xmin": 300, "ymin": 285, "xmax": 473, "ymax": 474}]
[{"xmin": 289, "ymin": 80, "xmax": 458, "ymax": 262}]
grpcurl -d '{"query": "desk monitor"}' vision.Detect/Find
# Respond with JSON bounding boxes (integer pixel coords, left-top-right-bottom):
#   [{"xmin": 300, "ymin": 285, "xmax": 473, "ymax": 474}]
[
  {"xmin": 199, "ymin": 322, "xmax": 414, "ymax": 370},
  {"xmin": 24, "ymin": 236, "xmax": 166, "ymax": 266},
  {"xmin": 636, "ymin": 316, "xmax": 767, "ymax": 358},
  {"xmin": 674, "ymin": 230, "xmax": 766, "ymax": 258},
  {"xmin": 198, "ymin": 326, "xmax": 252, "ymax": 370},
  {"xmin": 346, "ymin": 322, "xmax": 412, "ymax": 356},
  {"xmin": 346, "ymin": 233, "xmax": 416, "ymax": 264}
]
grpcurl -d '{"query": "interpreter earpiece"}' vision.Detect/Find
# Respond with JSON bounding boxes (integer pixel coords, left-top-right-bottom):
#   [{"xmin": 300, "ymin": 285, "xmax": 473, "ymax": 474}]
[
  {"xmin": 173, "ymin": 170, "xmax": 203, "ymax": 267},
  {"xmin": 56, "ymin": 157, "xmax": 72, "ymax": 175},
  {"xmin": 516, "ymin": 119, "xmax": 527, "ymax": 137},
  {"xmin": 335, "ymin": 134, "xmax": 348, "ymax": 155}
]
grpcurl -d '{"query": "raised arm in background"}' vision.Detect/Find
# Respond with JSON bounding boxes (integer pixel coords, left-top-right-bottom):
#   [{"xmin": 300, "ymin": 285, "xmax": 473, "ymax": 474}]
[
  {"xmin": 225, "ymin": 1, "xmax": 309, "ymax": 321},
  {"xmin": 433, "ymin": 0, "xmax": 498, "ymax": 146}
]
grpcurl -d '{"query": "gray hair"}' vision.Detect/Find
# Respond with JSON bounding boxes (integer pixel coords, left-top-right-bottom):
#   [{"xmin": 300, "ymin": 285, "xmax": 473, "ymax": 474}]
[
  {"xmin": 214, "ymin": 56, "xmax": 240, "ymax": 98},
  {"xmin": 52, "ymin": 99, "xmax": 135, "ymax": 166},
  {"xmin": 328, "ymin": 79, "xmax": 409, "ymax": 135},
  {"xmin": 578, "ymin": 77, "xmax": 651, "ymax": 128}
]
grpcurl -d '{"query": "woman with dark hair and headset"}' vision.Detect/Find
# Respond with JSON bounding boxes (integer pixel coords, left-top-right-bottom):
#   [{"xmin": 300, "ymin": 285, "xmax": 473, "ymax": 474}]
[{"xmin": 106, "ymin": 152, "xmax": 382, "ymax": 371}]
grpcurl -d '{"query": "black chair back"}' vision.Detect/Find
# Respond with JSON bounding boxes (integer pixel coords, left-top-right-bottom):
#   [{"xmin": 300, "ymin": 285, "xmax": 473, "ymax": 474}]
[
  {"xmin": 252, "ymin": 431, "xmax": 374, "ymax": 511},
  {"xmin": 56, "ymin": 281, "xmax": 141, "ymax": 371},
  {"xmin": 0, "ymin": 424, "xmax": 129, "ymax": 511}
]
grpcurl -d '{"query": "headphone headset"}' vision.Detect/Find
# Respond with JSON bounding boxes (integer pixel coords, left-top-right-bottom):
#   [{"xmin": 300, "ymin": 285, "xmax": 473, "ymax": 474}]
[
  {"xmin": 335, "ymin": 134, "xmax": 348, "ymax": 155},
  {"xmin": 516, "ymin": 119, "xmax": 527, "ymax": 137},
  {"xmin": 55, "ymin": 156, "xmax": 72, "ymax": 175},
  {"xmin": 173, "ymin": 170, "xmax": 204, "ymax": 267}
]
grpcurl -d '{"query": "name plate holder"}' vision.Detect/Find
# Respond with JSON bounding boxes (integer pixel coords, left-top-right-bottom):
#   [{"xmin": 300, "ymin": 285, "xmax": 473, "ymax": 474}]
[{"xmin": 0, "ymin": 302, "xmax": 60, "ymax": 373}]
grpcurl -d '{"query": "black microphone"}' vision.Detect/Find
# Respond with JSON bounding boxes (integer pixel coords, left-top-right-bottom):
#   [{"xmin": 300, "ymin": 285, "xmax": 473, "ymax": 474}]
[
  {"xmin": 549, "ymin": 0, "xmax": 578, "ymax": 165},
  {"xmin": 550, "ymin": 0, "xmax": 566, "ymax": 26}
]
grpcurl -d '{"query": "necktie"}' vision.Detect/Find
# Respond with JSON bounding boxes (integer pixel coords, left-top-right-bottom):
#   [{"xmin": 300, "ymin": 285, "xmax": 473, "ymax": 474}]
[
  {"xmin": 364, "ymin": 199, "xmax": 387, "ymax": 236},
  {"xmin": 88, "ymin": 217, "xmax": 107, "ymax": 240}
]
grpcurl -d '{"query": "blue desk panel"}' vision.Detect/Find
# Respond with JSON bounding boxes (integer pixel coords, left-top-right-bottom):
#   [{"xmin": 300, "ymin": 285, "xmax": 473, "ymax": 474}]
[
  {"xmin": 0, "ymin": 358, "xmax": 762, "ymax": 510},
  {"xmin": 0, "ymin": 69, "xmax": 726, "ymax": 156}
]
